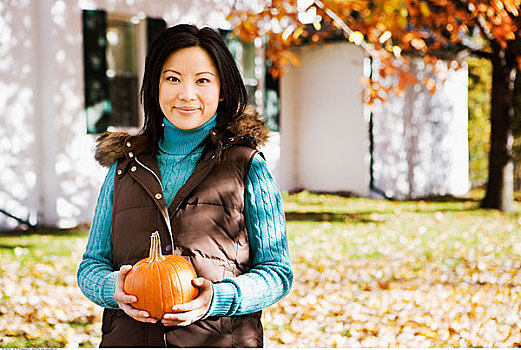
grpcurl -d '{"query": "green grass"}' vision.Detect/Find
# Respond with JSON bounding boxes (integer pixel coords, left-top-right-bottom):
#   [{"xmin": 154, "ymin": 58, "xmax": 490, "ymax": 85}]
[
  {"xmin": 0, "ymin": 227, "xmax": 88, "ymax": 259},
  {"xmin": 270, "ymin": 191, "xmax": 521, "ymax": 347},
  {"xmin": 1, "ymin": 191, "xmax": 520, "ymax": 347},
  {"xmin": 283, "ymin": 190, "xmax": 521, "ymax": 261}
]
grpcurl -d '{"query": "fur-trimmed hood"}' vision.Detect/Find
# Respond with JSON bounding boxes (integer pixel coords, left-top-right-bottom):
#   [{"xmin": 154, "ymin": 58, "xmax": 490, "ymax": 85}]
[{"xmin": 94, "ymin": 105, "xmax": 270, "ymax": 167}]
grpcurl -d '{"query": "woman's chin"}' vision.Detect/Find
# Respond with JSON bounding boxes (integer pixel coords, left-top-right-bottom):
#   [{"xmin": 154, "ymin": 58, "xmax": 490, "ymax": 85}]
[{"xmin": 168, "ymin": 117, "xmax": 205, "ymax": 130}]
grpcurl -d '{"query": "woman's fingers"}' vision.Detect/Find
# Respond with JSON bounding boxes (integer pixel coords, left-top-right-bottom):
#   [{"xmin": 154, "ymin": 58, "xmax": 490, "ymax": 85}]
[
  {"xmin": 115, "ymin": 292, "xmax": 137, "ymax": 304},
  {"xmin": 114, "ymin": 265, "xmax": 132, "ymax": 297},
  {"xmin": 114, "ymin": 265, "xmax": 157, "ymax": 323},
  {"xmin": 161, "ymin": 278, "xmax": 213, "ymax": 326},
  {"xmin": 116, "ymin": 265, "xmax": 132, "ymax": 282},
  {"xmin": 115, "ymin": 269, "xmax": 213, "ymax": 326},
  {"xmin": 120, "ymin": 302, "xmax": 157, "ymax": 323},
  {"xmin": 162, "ymin": 309, "xmax": 201, "ymax": 326},
  {"xmin": 114, "ymin": 265, "xmax": 135, "ymax": 303}
]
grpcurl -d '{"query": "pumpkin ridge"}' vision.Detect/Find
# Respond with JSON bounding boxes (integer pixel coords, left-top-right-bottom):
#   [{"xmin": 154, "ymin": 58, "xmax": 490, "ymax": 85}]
[
  {"xmin": 153, "ymin": 262, "xmax": 162, "ymax": 318},
  {"xmin": 140, "ymin": 265, "xmax": 148, "ymax": 310},
  {"xmin": 137, "ymin": 266, "xmax": 146, "ymax": 310},
  {"xmin": 130, "ymin": 267, "xmax": 137, "ymax": 309},
  {"xmin": 181, "ymin": 259, "xmax": 194, "ymax": 303},
  {"xmin": 155, "ymin": 262, "xmax": 164, "ymax": 319},
  {"xmin": 163, "ymin": 261, "xmax": 175, "ymax": 313},
  {"xmin": 178, "ymin": 258, "xmax": 191, "ymax": 303},
  {"xmin": 170, "ymin": 258, "xmax": 183, "ymax": 305},
  {"xmin": 145, "ymin": 264, "xmax": 152, "ymax": 317}
]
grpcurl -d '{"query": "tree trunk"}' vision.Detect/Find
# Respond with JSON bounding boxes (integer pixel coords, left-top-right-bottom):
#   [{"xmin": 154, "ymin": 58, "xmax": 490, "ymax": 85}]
[{"xmin": 481, "ymin": 45, "xmax": 516, "ymax": 212}]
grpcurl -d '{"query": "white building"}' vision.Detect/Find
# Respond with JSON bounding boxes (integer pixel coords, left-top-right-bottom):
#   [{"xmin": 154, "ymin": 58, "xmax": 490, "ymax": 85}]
[
  {"xmin": 277, "ymin": 44, "xmax": 469, "ymax": 199},
  {"xmin": 0, "ymin": 0, "xmax": 468, "ymax": 230}
]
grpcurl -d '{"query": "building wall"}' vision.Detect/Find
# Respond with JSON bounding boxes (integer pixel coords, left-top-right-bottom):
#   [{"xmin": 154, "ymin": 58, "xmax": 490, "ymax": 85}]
[
  {"xmin": 0, "ymin": 0, "xmax": 233, "ymax": 230},
  {"xmin": 0, "ymin": 0, "xmax": 469, "ymax": 230},
  {"xmin": 279, "ymin": 43, "xmax": 469, "ymax": 199},
  {"xmin": 279, "ymin": 43, "xmax": 370, "ymax": 195},
  {"xmin": 0, "ymin": 0, "xmax": 43, "ymax": 229}
]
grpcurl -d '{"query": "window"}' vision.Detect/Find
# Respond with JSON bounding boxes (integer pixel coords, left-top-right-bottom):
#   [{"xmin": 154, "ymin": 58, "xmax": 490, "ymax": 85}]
[
  {"xmin": 224, "ymin": 34, "xmax": 258, "ymax": 107},
  {"xmin": 105, "ymin": 18, "xmax": 139, "ymax": 130},
  {"xmin": 264, "ymin": 61, "xmax": 280, "ymax": 132},
  {"xmin": 220, "ymin": 31, "xmax": 280, "ymax": 131},
  {"xmin": 82, "ymin": 10, "xmax": 166, "ymax": 134}
]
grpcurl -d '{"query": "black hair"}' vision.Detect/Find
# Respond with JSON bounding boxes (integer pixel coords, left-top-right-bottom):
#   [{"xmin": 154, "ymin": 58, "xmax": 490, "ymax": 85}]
[{"xmin": 140, "ymin": 24, "xmax": 248, "ymax": 155}]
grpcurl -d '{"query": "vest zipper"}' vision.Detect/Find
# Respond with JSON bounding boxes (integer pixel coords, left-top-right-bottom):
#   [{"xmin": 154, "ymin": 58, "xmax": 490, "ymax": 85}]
[{"xmin": 134, "ymin": 157, "xmax": 174, "ymax": 249}]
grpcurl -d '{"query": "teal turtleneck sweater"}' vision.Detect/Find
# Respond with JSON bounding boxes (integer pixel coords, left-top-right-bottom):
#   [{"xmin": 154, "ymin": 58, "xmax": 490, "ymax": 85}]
[{"xmin": 77, "ymin": 114, "xmax": 293, "ymax": 319}]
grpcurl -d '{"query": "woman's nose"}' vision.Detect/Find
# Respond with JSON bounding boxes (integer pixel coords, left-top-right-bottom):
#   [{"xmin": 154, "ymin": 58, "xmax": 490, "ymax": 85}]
[{"xmin": 179, "ymin": 82, "xmax": 197, "ymax": 100}]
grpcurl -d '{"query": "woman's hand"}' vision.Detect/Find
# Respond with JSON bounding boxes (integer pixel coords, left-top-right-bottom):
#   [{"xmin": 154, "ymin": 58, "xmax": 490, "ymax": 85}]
[
  {"xmin": 161, "ymin": 277, "xmax": 213, "ymax": 327},
  {"xmin": 114, "ymin": 265, "xmax": 158, "ymax": 323}
]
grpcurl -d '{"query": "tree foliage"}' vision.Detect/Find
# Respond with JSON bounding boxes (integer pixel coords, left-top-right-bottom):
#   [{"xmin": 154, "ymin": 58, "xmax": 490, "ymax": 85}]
[
  {"xmin": 228, "ymin": 0, "xmax": 521, "ymax": 211},
  {"xmin": 228, "ymin": 0, "xmax": 519, "ymax": 84}
]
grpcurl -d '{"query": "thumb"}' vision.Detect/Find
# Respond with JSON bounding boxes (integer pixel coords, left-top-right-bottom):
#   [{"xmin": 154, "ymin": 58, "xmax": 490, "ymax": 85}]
[
  {"xmin": 119, "ymin": 265, "xmax": 133, "ymax": 276},
  {"xmin": 115, "ymin": 265, "xmax": 133, "ymax": 296},
  {"xmin": 192, "ymin": 277, "xmax": 207, "ymax": 288}
]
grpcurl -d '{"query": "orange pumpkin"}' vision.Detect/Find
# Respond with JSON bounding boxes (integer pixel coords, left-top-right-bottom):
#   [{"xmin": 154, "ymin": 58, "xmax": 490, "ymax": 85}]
[{"xmin": 124, "ymin": 231, "xmax": 199, "ymax": 319}]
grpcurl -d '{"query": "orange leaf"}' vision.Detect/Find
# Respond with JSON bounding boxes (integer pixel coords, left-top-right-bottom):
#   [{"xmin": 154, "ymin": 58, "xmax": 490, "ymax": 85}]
[
  {"xmin": 505, "ymin": 31, "xmax": 516, "ymax": 40},
  {"xmin": 293, "ymin": 27, "xmax": 304, "ymax": 39}
]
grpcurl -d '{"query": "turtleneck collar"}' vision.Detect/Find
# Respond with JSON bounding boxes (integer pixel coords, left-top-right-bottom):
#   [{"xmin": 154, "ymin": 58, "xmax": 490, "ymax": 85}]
[{"xmin": 158, "ymin": 113, "xmax": 217, "ymax": 155}]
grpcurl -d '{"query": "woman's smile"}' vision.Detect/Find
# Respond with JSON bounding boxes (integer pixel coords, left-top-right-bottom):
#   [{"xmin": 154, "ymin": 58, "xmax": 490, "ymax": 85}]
[
  {"xmin": 159, "ymin": 46, "xmax": 221, "ymax": 130},
  {"xmin": 175, "ymin": 106, "xmax": 200, "ymax": 113}
]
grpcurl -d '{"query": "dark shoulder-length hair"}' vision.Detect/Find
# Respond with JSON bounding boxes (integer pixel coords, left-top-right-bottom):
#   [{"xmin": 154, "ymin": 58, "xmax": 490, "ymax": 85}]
[{"xmin": 140, "ymin": 23, "xmax": 248, "ymax": 154}]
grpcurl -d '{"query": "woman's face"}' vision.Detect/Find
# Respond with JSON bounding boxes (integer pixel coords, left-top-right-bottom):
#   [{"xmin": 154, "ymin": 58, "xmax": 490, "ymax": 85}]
[{"xmin": 159, "ymin": 46, "xmax": 221, "ymax": 130}]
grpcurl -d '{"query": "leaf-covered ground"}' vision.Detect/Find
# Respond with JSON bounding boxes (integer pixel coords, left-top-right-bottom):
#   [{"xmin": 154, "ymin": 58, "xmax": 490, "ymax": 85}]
[
  {"xmin": 1, "ymin": 191, "xmax": 520, "ymax": 347},
  {"xmin": 0, "ymin": 230, "xmax": 101, "ymax": 347}
]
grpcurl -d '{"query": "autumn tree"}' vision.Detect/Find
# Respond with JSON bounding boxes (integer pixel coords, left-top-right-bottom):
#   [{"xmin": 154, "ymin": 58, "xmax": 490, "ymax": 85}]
[{"xmin": 228, "ymin": 0, "xmax": 521, "ymax": 211}]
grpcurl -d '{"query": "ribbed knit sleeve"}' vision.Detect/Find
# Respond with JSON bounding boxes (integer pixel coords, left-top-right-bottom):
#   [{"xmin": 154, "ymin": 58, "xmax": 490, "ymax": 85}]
[
  {"xmin": 77, "ymin": 163, "xmax": 119, "ymax": 309},
  {"xmin": 203, "ymin": 153, "xmax": 293, "ymax": 317}
]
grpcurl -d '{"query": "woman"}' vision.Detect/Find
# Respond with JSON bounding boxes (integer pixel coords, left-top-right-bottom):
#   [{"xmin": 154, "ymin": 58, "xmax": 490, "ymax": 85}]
[{"xmin": 77, "ymin": 24, "xmax": 293, "ymax": 347}]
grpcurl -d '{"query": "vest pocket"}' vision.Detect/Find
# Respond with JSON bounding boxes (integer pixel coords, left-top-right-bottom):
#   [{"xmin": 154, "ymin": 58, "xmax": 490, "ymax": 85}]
[{"xmin": 112, "ymin": 205, "xmax": 157, "ymax": 266}]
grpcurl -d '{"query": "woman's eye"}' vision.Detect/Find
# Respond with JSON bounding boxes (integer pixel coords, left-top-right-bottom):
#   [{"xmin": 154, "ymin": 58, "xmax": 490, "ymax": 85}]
[
  {"xmin": 166, "ymin": 76, "xmax": 180, "ymax": 82},
  {"xmin": 197, "ymin": 78, "xmax": 210, "ymax": 84}
]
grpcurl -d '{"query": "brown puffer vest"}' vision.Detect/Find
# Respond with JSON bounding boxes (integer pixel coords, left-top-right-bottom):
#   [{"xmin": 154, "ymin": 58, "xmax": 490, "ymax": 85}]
[{"xmin": 94, "ymin": 107, "xmax": 270, "ymax": 348}]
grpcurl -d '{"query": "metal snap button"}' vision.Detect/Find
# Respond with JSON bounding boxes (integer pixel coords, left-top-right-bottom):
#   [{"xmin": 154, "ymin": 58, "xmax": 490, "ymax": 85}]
[
  {"xmin": 155, "ymin": 193, "xmax": 162, "ymax": 200},
  {"xmin": 128, "ymin": 152, "xmax": 134, "ymax": 158},
  {"xmin": 165, "ymin": 244, "xmax": 172, "ymax": 252},
  {"xmin": 130, "ymin": 166, "xmax": 137, "ymax": 172},
  {"xmin": 117, "ymin": 169, "xmax": 122, "ymax": 175},
  {"xmin": 126, "ymin": 141, "xmax": 131, "ymax": 148}
]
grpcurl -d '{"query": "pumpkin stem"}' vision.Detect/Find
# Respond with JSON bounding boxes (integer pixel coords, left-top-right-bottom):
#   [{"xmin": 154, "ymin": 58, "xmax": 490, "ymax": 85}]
[{"xmin": 147, "ymin": 231, "xmax": 166, "ymax": 263}]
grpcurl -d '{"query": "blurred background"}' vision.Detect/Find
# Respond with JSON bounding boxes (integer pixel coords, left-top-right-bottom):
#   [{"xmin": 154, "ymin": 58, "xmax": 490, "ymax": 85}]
[{"xmin": 1, "ymin": 0, "xmax": 521, "ymax": 347}]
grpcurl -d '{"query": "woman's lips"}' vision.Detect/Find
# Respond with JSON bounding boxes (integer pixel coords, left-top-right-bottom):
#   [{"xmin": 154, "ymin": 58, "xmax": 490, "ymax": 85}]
[{"xmin": 175, "ymin": 106, "xmax": 200, "ymax": 113}]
